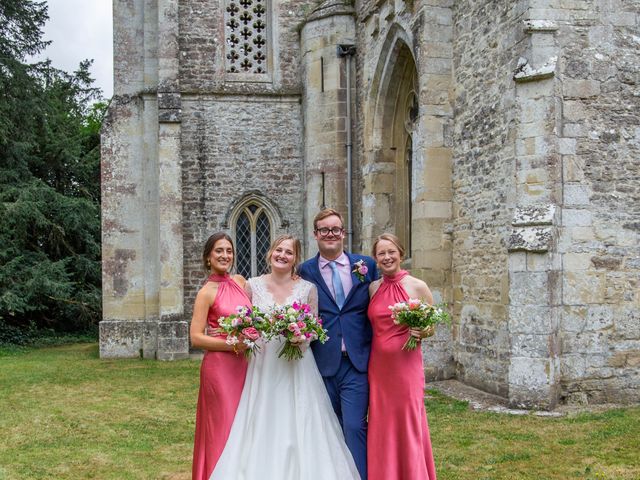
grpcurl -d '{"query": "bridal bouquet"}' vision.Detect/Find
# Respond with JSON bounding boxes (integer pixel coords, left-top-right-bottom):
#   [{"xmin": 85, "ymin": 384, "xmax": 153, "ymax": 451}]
[
  {"xmin": 266, "ymin": 302, "xmax": 329, "ymax": 361},
  {"xmin": 389, "ymin": 299, "xmax": 450, "ymax": 351},
  {"xmin": 215, "ymin": 305, "xmax": 269, "ymax": 358}
]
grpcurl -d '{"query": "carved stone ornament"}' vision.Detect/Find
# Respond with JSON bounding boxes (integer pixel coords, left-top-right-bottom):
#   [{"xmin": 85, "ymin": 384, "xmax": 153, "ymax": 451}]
[
  {"xmin": 508, "ymin": 204, "xmax": 556, "ymax": 252},
  {"xmin": 513, "ymin": 56, "xmax": 557, "ymax": 82}
]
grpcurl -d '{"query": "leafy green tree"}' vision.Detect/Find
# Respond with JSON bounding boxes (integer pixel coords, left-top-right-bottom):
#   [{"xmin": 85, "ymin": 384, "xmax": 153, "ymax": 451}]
[{"xmin": 0, "ymin": 0, "xmax": 104, "ymax": 340}]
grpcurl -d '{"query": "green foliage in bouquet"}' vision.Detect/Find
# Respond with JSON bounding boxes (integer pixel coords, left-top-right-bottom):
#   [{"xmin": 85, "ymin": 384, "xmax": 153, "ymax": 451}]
[
  {"xmin": 389, "ymin": 299, "xmax": 451, "ymax": 350},
  {"xmin": 267, "ymin": 302, "xmax": 328, "ymax": 360}
]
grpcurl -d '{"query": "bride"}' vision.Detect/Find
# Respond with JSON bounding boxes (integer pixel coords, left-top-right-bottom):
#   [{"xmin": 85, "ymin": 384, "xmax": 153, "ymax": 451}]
[{"xmin": 210, "ymin": 235, "xmax": 360, "ymax": 480}]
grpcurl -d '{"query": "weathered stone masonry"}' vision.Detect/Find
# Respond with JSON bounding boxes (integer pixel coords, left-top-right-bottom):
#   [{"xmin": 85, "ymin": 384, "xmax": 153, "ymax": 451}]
[{"xmin": 102, "ymin": 0, "xmax": 639, "ymax": 408}]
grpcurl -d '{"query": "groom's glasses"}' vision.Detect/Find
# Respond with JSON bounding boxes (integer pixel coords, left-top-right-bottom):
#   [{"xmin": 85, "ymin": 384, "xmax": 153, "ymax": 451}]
[{"xmin": 315, "ymin": 227, "xmax": 344, "ymax": 237}]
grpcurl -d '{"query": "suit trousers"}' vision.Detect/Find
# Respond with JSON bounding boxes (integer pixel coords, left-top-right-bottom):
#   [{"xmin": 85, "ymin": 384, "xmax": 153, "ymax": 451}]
[{"xmin": 322, "ymin": 354, "xmax": 369, "ymax": 480}]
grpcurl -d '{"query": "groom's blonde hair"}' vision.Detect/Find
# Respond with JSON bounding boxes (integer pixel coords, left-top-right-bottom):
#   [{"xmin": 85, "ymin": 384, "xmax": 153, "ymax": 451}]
[
  {"xmin": 265, "ymin": 235, "xmax": 302, "ymax": 276},
  {"xmin": 313, "ymin": 208, "xmax": 344, "ymax": 230}
]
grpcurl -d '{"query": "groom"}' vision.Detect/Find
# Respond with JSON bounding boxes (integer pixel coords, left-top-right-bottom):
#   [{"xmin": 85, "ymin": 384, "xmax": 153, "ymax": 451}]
[{"xmin": 299, "ymin": 208, "xmax": 378, "ymax": 480}]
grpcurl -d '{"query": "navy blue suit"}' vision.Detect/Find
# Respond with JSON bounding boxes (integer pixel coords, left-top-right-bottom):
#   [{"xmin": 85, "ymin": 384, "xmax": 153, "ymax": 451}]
[{"xmin": 299, "ymin": 252, "xmax": 378, "ymax": 480}]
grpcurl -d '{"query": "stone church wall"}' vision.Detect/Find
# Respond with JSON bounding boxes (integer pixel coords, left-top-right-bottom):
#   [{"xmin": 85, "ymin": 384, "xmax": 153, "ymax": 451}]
[
  {"xmin": 181, "ymin": 97, "xmax": 305, "ymax": 318},
  {"xmin": 101, "ymin": 0, "xmax": 638, "ymax": 408},
  {"xmin": 554, "ymin": 0, "xmax": 639, "ymax": 404},
  {"xmin": 450, "ymin": 1, "xmax": 527, "ymax": 397},
  {"xmin": 178, "ymin": 0, "xmax": 313, "ymax": 93},
  {"xmin": 178, "ymin": 0, "xmax": 314, "ymax": 317}
]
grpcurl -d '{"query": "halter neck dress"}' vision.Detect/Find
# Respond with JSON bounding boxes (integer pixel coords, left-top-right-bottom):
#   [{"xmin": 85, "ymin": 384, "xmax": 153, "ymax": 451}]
[
  {"xmin": 192, "ymin": 273, "xmax": 251, "ymax": 480},
  {"xmin": 367, "ymin": 270, "xmax": 437, "ymax": 480}
]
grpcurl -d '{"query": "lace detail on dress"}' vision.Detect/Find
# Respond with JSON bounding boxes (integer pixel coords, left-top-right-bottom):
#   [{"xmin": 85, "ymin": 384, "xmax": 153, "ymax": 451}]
[{"xmin": 248, "ymin": 275, "xmax": 315, "ymax": 312}]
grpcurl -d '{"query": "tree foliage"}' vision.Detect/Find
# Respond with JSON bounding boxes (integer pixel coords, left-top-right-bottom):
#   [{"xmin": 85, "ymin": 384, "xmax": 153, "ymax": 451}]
[{"xmin": 0, "ymin": 0, "xmax": 104, "ymax": 338}]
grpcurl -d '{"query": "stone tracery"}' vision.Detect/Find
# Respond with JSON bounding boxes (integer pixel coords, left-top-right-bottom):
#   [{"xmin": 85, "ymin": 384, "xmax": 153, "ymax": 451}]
[{"xmin": 225, "ymin": 0, "xmax": 269, "ymax": 74}]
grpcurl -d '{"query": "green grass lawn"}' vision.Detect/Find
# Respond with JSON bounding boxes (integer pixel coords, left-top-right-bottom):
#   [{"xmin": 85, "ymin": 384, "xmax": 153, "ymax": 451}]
[{"xmin": 0, "ymin": 343, "xmax": 638, "ymax": 480}]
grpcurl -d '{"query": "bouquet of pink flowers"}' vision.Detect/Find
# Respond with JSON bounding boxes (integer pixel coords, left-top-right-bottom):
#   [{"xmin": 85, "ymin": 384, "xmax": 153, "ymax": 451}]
[
  {"xmin": 267, "ymin": 302, "xmax": 329, "ymax": 361},
  {"xmin": 389, "ymin": 299, "xmax": 450, "ymax": 351},
  {"xmin": 215, "ymin": 305, "xmax": 269, "ymax": 358}
]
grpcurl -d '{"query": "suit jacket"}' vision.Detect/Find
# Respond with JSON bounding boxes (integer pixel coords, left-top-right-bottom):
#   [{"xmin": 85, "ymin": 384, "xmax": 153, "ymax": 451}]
[{"xmin": 299, "ymin": 252, "xmax": 378, "ymax": 376}]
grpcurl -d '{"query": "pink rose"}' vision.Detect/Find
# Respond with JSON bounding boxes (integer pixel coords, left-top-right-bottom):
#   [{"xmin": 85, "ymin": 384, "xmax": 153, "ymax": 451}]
[
  {"xmin": 297, "ymin": 321, "xmax": 306, "ymax": 329},
  {"xmin": 241, "ymin": 327, "xmax": 260, "ymax": 341},
  {"xmin": 288, "ymin": 323, "xmax": 298, "ymax": 332},
  {"xmin": 359, "ymin": 264, "xmax": 368, "ymax": 275},
  {"xmin": 408, "ymin": 299, "xmax": 422, "ymax": 310}
]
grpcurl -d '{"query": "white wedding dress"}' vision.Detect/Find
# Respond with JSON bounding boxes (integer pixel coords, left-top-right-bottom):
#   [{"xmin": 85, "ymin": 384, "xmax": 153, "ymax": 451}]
[{"xmin": 210, "ymin": 276, "xmax": 360, "ymax": 480}]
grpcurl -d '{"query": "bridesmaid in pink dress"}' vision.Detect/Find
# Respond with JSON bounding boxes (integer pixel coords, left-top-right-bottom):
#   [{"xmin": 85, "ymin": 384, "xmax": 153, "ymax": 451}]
[
  {"xmin": 367, "ymin": 233, "xmax": 437, "ymax": 480},
  {"xmin": 190, "ymin": 232, "xmax": 251, "ymax": 480}
]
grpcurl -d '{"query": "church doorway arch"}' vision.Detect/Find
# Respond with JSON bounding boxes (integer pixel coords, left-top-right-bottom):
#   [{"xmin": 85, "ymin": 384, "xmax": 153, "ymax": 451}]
[{"xmin": 362, "ymin": 31, "xmax": 418, "ymax": 257}]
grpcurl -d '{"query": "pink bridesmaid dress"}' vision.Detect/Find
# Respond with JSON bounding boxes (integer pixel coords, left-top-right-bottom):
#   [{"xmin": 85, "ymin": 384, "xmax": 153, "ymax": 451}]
[
  {"xmin": 192, "ymin": 273, "xmax": 250, "ymax": 480},
  {"xmin": 367, "ymin": 270, "xmax": 437, "ymax": 480}
]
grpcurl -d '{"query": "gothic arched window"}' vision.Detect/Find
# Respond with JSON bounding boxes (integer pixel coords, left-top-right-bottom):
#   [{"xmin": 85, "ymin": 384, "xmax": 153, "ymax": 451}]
[
  {"xmin": 234, "ymin": 203, "xmax": 272, "ymax": 277},
  {"xmin": 401, "ymin": 87, "xmax": 418, "ymax": 256}
]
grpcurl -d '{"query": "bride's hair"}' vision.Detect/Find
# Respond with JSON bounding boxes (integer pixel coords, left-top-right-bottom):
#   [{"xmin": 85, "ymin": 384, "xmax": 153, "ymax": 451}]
[{"xmin": 266, "ymin": 234, "xmax": 302, "ymax": 276}]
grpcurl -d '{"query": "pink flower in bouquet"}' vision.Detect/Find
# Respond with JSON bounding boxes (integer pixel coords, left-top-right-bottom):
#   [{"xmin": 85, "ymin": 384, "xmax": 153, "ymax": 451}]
[
  {"xmin": 388, "ymin": 299, "xmax": 450, "ymax": 350},
  {"xmin": 408, "ymin": 299, "xmax": 422, "ymax": 310},
  {"xmin": 231, "ymin": 317, "xmax": 243, "ymax": 327},
  {"xmin": 265, "ymin": 303, "xmax": 330, "ymax": 360},
  {"xmin": 215, "ymin": 305, "xmax": 269, "ymax": 358},
  {"xmin": 242, "ymin": 327, "xmax": 260, "ymax": 341}
]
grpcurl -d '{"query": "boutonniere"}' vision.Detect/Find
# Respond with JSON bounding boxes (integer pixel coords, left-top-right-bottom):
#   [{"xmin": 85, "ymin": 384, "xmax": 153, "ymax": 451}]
[{"xmin": 351, "ymin": 260, "xmax": 369, "ymax": 282}]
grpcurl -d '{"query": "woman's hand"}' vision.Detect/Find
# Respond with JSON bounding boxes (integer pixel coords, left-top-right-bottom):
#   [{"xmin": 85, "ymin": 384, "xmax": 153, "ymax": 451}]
[
  {"xmin": 409, "ymin": 325, "xmax": 435, "ymax": 339},
  {"xmin": 288, "ymin": 336, "xmax": 306, "ymax": 345},
  {"xmin": 288, "ymin": 336, "xmax": 310, "ymax": 353},
  {"xmin": 232, "ymin": 341, "xmax": 249, "ymax": 353}
]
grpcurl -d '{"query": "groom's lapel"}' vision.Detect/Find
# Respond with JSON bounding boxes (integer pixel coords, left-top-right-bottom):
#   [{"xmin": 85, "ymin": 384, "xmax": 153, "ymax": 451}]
[
  {"xmin": 343, "ymin": 252, "xmax": 361, "ymax": 306},
  {"xmin": 310, "ymin": 254, "xmax": 336, "ymax": 305}
]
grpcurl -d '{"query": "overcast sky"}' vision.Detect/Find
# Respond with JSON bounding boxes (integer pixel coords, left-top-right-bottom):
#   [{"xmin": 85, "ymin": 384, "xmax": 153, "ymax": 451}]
[{"xmin": 36, "ymin": 0, "xmax": 113, "ymax": 99}]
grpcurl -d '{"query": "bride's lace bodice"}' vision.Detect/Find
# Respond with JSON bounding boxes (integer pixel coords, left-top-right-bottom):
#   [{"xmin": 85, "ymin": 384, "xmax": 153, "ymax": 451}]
[{"xmin": 246, "ymin": 275, "xmax": 318, "ymax": 315}]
